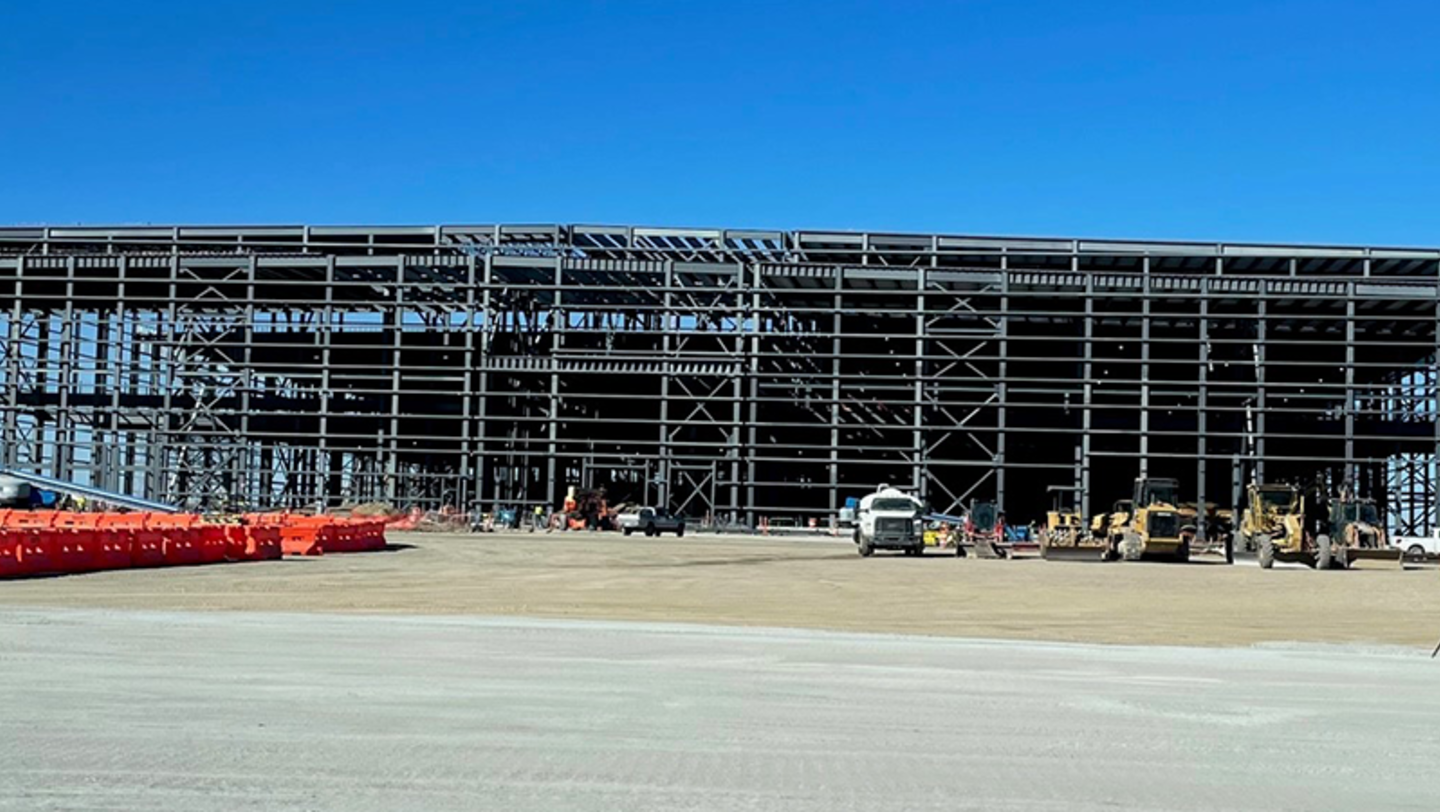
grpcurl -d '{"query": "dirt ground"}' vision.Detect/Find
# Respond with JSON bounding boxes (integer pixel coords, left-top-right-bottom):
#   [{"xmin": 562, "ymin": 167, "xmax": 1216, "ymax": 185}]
[{"xmin": 2, "ymin": 531, "xmax": 1438, "ymax": 648}]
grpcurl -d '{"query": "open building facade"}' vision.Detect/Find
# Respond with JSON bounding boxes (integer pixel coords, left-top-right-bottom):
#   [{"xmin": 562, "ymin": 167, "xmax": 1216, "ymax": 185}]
[{"xmin": 0, "ymin": 224, "xmax": 1436, "ymax": 534}]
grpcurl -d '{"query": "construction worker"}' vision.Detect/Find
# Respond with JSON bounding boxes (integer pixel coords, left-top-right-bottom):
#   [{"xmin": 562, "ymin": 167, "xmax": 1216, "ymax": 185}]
[{"xmin": 532, "ymin": 504, "xmax": 545, "ymax": 533}]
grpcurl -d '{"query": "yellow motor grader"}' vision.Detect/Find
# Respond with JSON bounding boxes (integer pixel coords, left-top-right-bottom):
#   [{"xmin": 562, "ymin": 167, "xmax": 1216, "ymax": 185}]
[
  {"xmin": 1241, "ymin": 482, "xmax": 1400, "ymax": 570},
  {"xmin": 1238, "ymin": 483, "xmax": 1303, "ymax": 567},
  {"xmin": 1244, "ymin": 481, "xmax": 1399, "ymax": 569}
]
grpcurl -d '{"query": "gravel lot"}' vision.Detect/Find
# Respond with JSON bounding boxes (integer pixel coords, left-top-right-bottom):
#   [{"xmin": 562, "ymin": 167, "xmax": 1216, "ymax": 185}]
[{"xmin": 1, "ymin": 531, "xmax": 1437, "ymax": 647}]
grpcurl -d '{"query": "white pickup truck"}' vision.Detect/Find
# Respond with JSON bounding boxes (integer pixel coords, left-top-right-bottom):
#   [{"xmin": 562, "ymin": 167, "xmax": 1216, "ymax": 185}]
[
  {"xmin": 618, "ymin": 507, "xmax": 686, "ymax": 537},
  {"xmin": 1391, "ymin": 528, "xmax": 1439, "ymax": 562}
]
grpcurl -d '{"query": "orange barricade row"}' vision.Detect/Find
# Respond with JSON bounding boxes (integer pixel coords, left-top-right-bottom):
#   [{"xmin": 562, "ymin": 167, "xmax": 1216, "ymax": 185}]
[{"xmin": 0, "ymin": 509, "xmax": 386, "ymax": 578}]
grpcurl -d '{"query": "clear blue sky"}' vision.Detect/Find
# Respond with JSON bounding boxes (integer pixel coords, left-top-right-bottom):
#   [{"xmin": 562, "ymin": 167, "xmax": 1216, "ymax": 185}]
[{"xmin": 3, "ymin": 1, "xmax": 1438, "ymax": 245}]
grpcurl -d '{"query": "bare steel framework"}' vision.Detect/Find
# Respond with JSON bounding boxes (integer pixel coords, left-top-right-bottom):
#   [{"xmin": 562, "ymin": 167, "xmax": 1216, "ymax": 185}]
[{"xmin": 0, "ymin": 224, "xmax": 1436, "ymax": 533}]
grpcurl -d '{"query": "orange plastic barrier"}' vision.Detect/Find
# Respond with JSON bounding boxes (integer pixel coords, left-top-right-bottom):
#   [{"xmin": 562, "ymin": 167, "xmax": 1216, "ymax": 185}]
[
  {"xmin": 55, "ymin": 531, "xmax": 97, "ymax": 573},
  {"xmin": 52, "ymin": 513, "xmax": 102, "ymax": 573},
  {"xmin": 157, "ymin": 525, "xmax": 203, "ymax": 567},
  {"xmin": 61, "ymin": 513, "xmax": 131, "ymax": 571},
  {"xmin": 94, "ymin": 526, "xmax": 133, "ymax": 571},
  {"xmin": 328, "ymin": 520, "xmax": 356, "ymax": 553},
  {"xmin": 4, "ymin": 510, "xmax": 54, "ymax": 530},
  {"xmin": 260, "ymin": 515, "xmax": 387, "ymax": 555},
  {"xmin": 132, "ymin": 527, "xmax": 166, "ymax": 567},
  {"xmin": 357, "ymin": 519, "xmax": 387, "ymax": 551},
  {"xmin": 14, "ymin": 529, "xmax": 59, "ymax": 577},
  {"xmin": 176, "ymin": 517, "xmax": 229, "ymax": 565},
  {"xmin": 4, "ymin": 513, "xmax": 65, "ymax": 577},
  {"xmin": 99, "ymin": 514, "xmax": 165, "ymax": 568},
  {"xmin": 245, "ymin": 524, "xmax": 283, "ymax": 560},
  {"xmin": 0, "ymin": 531, "xmax": 21, "ymax": 578},
  {"xmin": 222, "ymin": 525, "xmax": 247, "ymax": 562},
  {"xmin": 278, "ymin": 523, "xmax": 325, "ymax": 556}
]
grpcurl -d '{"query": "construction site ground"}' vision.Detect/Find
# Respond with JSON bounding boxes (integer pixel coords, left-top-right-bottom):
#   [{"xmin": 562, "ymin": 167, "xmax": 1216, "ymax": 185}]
[{"xmin": 2, "ymin": 531, "xmax": 1438, "ymax": 648}]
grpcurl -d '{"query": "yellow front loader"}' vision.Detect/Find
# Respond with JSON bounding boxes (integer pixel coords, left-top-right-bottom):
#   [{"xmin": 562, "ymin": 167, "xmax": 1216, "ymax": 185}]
[{"xmin": 1104, "ymin": 477, "xmax": 1197, "ymax": 562}]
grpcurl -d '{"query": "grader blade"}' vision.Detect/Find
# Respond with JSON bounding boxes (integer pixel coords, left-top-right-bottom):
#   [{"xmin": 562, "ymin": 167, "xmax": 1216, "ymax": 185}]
[{"xmin": 1346, "ymin": 547, "xmax": 1407, "ymax": 570}]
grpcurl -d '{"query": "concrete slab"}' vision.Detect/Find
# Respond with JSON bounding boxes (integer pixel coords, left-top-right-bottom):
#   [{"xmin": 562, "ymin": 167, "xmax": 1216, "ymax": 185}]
[{"xmin": 1, "ymin": 609, "xmax": 1437, "ymax": 811}]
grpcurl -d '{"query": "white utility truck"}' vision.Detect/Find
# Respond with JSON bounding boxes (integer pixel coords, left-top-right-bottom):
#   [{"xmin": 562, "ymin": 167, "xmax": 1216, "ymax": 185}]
[{"xmin": 854, "ymin": 485, "xmax": 926, "ymax": 557}]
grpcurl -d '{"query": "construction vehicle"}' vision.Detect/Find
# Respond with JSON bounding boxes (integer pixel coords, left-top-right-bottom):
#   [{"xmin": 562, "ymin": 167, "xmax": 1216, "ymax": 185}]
[
  {"xmin": 960, "ymin": 500, "xmax": 1006, "ymax": 558},
  {"xmin": 1211, "ymin": 507, "xmax": 1236, "ymax": 550},
  {"xmin": 1326, "ymin": 496, "xmax": 1399, "ymax": 569},
  {"xmin": 1241, "ymin": 481, "xmax": 1394, "ymax": 569},
  {"xmin": 854, "ymin": 485, "xmax": 925, "ymax": 557},
  {"xmin": 1104, "ymin": 477, "xmax": 1199, "ymax": 562},
  {"xmin": 1237, "ymin": 483, "xmax": 1302, "ymax": 563},
  {"xmin": 1040, "ymin": 485, "xmax": 1107, "ymax": 561},
  {"xmin": 1178, "ymin": 501, "xmax": 1235, "ymax": 563}
]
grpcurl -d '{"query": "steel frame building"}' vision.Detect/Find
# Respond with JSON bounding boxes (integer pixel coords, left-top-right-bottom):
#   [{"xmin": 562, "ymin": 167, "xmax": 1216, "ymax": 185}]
[{"xmin": 0, "ymin": 224, "xmax": 1436, "ymax": 534}]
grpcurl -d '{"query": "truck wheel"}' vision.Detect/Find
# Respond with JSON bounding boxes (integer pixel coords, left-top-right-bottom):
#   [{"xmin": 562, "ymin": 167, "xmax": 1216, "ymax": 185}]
[
  {"xmin": 1406, "ymin": 544, "xmax": 1426, "ymax": 564},
  {"xmin": 623, "ymin": 528, "xmax": 633, "ymax": 537},
  {"xmin": 1175, "ymin": 541, "xmax": 1190, "ymax": 564},
  {"xmin": 676, "ymin": 525, "xmax": 685, "ymax": 538},
  {"xmin": 858, "ymin": 539, "xmax": 874, "ymax": 557},
  {"xmin": 645, "ymin": 523, "xmax": 657, "ymax": 537},
  {"xmin": 912, "ymin": 543, "xmax": 925, "ymax": 557},
  {"xmin": 1316, "ymin": 535, "xmax": 1332, "ymax": 571},
  {"xmin": 954, "ymin": 543, "xmax": 967, "ymax": 558},
  {"xmin": 1258, "ymin": 537, "xmax": 1275, "ymax": 569}
]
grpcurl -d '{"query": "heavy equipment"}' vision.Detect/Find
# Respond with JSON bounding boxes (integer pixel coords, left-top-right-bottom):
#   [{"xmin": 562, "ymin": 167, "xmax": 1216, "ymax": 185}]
[
  {"xmin": 1039, "ymin": 485, "xmax": 1108, "ymax": 561},
  {"xmin": 1103, "ymin": 477, "xmax": 1198, "ymax": 562},
  {"xmin": 1179, "ymin": 502, "xmax": 1236, "ymax": 563},
  {"xmin": 1238, "ymin": 483, "xmax": 1301, "ymax": 562},
  {"xmin": 960, "ymin": 500, "xmax": 1007, "ymax": 558},
  {"xmin": 1241, "ymin": 481, "xmax": 1394, "ymax": 570},
  {"xmin": 1325, "ymin": 496, "xmax": 1399, "ymax": 569}
]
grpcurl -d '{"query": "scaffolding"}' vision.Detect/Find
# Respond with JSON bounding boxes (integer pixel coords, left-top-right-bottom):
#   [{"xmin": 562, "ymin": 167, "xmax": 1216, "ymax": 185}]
[{"xmin": 0, "ymin": 224, "xmax": 1435, "ymax": 533}]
